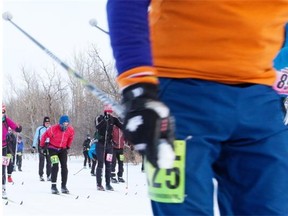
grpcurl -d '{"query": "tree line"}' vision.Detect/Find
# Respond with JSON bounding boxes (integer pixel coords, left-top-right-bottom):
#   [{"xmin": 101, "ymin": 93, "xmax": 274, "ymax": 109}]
[{"xmin": 3, "ymin": 45, "xmax": 136, "ymax": 159}]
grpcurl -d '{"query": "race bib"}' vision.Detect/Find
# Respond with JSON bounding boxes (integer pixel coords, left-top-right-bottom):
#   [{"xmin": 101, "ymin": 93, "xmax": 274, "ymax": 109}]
[
  {"xmin": 119, "ymin": 154, "xmax": 124, "ymax": 161},
  {"xmin": 273, "ymin": 68, "xmax": 288, "ymax": 95},
  {"xmin": 2, "ymin": 156, "xmax": 10, "ymax": 166},
  {"xmin": 145, "ymin": 140, "xmax": 186, "ymax": 203},
  {"xmin": 106, "ymin": 153, "xmax": 113, "ymax": 162},
  {"xmin": 50, "ymin": 155, "xmax": 59, "ymax": 164}
]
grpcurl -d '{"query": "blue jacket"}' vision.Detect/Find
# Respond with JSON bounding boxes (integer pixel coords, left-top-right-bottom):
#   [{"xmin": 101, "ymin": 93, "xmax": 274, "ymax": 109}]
[
  {"xmin": 274, "ymin": 23, "xmax": 288, "ymax": 71},
  {"xmin": 17, "ymin": 141, "xmax": 24, "ymax": 153},
  {"xmin": 88, "ymin": 142, "xmax": 97, "ymax": 159}
]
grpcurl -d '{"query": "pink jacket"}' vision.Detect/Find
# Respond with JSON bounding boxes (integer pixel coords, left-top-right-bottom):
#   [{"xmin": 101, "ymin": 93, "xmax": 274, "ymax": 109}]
[
  {"xmin": 2, "ymin": 116, "xmax": 20, "ymax": 147},
  {"xmin": 40, "ymin": 124, "xmax": 74, "ymax": 150}
]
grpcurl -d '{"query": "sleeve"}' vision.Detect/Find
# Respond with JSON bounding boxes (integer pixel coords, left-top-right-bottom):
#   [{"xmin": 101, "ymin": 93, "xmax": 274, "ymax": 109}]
[
  {"xmin": 40, "ymin": 129, "xmax": 49, "ymax": 148},
  {"xmin": 6, "ymin": 117, "xmax": 19, "ymax": 132},
  {"xmin": 114, "ymin": 117, "xmax": 123, "ymax": 130},
  {"xmin": 107, "ymin": 0, "xmax": 158, "ymax": 89},
  {"xmin": 32, "ymin": 127, "xmax": 40, "ymax": 148},
  {"xmin": 66, "ymin": 127, "xmax": 75, "ymax": 148}
]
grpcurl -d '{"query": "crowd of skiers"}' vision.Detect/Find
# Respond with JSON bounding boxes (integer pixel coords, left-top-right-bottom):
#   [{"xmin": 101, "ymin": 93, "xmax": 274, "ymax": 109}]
[{"xmin": 2, "ymin": 103, "xmax": 137, "ymax": 199}]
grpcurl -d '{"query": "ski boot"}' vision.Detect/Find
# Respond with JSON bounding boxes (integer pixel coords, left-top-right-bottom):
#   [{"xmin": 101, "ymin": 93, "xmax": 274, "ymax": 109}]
[
  {"xmin": 40, "ymin": 176, "xmax": 45, "ymax": 182},
  {"xmin": 2, "ymin": 186, "xmax": 7, "ymax": 199},
  {"xmin": 51, "ymin": 185, "xmax": 60, "ymax": 195},
  {"xmin": 61, "ymin": 186, "xmax": 70, "ymax": 194},
  {"xmin": 111, "ymin": 177, "xmax": 118, "ymax": 183},
  {"xmin": 7, "ymin": 176, "xmax": 13, "ymax": 183},
  {"xmin": 118, "ymin": 177, "xmax": 125, "ymax": 183},
  {"xmin": 106, "ymin": 184, "xmax": 114, "ymax": 191},
  {"xmin": 97, "ymin": 185, "xmax": 105, "ymax": 191}
]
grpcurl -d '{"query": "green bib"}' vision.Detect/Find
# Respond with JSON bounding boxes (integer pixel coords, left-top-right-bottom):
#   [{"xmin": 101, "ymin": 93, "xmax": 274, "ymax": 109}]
[{"xmin": 145, "ymin": 140, "xmax": 186, "ymax": 203}]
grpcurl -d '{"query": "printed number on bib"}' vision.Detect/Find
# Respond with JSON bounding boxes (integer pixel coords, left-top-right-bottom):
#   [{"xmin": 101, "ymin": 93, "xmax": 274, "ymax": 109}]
[
  {"xmin": 50, "ymin": 155, "xmax": 60, "ymax": 164},
  {"xmin": 273, "ymin": 68, "xmax": 288, "ymax": 95},
  {"xmin": 2, "ymin": 156, "xmax": 10, "ymax": 166},
  {"xmin": 145, "ymin": 140, "xmax": 186, "ymax": 203}
]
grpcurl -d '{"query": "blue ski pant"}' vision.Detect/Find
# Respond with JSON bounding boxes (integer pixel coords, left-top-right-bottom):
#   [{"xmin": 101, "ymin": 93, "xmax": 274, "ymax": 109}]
[{"xmin": 151, "ymin": 78, "xmax": 288, "ymax": 215}]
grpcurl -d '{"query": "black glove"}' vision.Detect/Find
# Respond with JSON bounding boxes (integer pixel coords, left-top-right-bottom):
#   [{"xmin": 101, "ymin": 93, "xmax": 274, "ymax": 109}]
[
  {"xmin": 122, "ymin": 83, "xmax": 175, "ymax": 168},
  {"xmin": 31, "ymin": 146, "xmax": 36, "ymax": 154},
  {"xmin": 15, "ymin": 125, "xmax": 22, "ymax": 133},
  {"xmin": 40, "ymin": 148, "xmax": 48, "ymax": 156}
]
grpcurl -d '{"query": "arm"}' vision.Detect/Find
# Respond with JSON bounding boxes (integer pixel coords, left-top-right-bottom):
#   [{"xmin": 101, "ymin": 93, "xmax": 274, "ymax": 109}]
[
  {"xmin": 107, "ymin": 0, "xmax": 174, "ymax": 168},
  {"xmin": 6, "ymin": 117, "xmax": 22, "ymax": 133},
  {"xmin": 32, "ymin": 127, "xmax": 40, "ymax": 148},
  {"xmin": 66, "ymin": 127, "xmax": 75, "ymax": 149},
  {"xmin": 40, "ymin": 129, "xmax": 49, "ymax": 148}
]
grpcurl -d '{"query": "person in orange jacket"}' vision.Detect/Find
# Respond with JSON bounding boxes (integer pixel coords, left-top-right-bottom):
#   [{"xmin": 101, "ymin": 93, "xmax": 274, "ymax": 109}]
[
  {"xmin": 107, "ymin": 1, "xmax": 288, "ymax": 215},
  {"xmin": 40, "ymin": 115, "xmax": 74, "ymax": 195}
]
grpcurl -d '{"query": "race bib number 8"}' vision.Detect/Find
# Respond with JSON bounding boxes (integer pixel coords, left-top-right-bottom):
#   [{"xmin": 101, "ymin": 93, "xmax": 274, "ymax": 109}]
[
  {"xmin": 273, "ymin": 68, "xmax": 288, "ymax": 95},
  {"xmin": 145, "ymin": 140, "xmax": 186, "ymax": 203}
]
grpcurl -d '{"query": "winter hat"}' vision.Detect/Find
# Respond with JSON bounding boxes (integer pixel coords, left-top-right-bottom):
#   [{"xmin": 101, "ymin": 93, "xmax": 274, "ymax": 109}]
[
  {"xmin": 59, "ymin": 115, "xmax": 70, "ymax": 124},
  {"xmin": 43, "ymin": 116, "xmax": 50, "ymax": 124}
]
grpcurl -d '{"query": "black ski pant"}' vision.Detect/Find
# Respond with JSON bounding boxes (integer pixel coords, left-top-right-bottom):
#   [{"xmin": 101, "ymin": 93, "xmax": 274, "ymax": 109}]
[
  {"xmin": 112, "ymin": 148, "xmax": 124, "ymax": 178},
  {"xmin": 96, "ymin": 143, "xmax": 113, "ymax": 186},
  {"xmin": 49, "ymin": 148, "xmax": 68, "ymax": 187},
  {"xmin": 2, "ymin": 146, "xmax": 7, "ymax": 185},
  {"xmin": 83, "ymin": 150, "xmax": 91, "ymax": 167},
  {"xmin": 91, "ymin": 159, "xmax": 97, "ymax": 175},
  {"xmin": 16, "ymin": 153, "xmax": 23, "ymax": 170},
  {"xmin": 39, "ymin": 151, "xmax": 51, "ymax": 178}
]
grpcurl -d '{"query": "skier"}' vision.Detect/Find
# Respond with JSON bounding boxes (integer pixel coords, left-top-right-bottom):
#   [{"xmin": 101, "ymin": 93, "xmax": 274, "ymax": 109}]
[
  {"xmin": 6, "ymin": 127, "xmax": 17, "ymax": 183},
  {"xmin": 40, "ymin": 115, "xmax": 75, "ymax": 194},
  {"xmin": 16, "ymin": 135, "xmax": 24, "ymax": 172},
  {"xmin": 107, "ymin": 1, "xmax": 288, "ymax": 215},
  {"xmin": 88, "ymin": 140, "xmax": 97, "ymax": 176},
  {"xmin": 95, "ymin": 105, "xmax": 123, "ymax": 191},
  {"xmin": 2, "ymin": 104, "xmax": 22, "ymax": 199},
  {"xmin": 82, "ymin": 134, "xmax": 91, "ymax": 169},
  {"xmin": 111, "ymin": 124, "xmax": 133, "ymax": 183},
  {"xmin": 32, "ymin": 116, "xmax": 52, "ymax": 181}
]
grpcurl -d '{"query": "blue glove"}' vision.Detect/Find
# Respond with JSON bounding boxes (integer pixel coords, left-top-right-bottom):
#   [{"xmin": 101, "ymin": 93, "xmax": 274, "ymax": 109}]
[{"xmin": 122, "ymin": 83, "xmax": 175, "ymax": 168}]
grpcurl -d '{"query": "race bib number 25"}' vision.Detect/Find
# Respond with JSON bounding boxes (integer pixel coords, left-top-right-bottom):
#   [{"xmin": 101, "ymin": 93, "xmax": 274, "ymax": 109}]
[{"xmin": 145, "ymin": 140, "xmax": 186, "ymax": 203}]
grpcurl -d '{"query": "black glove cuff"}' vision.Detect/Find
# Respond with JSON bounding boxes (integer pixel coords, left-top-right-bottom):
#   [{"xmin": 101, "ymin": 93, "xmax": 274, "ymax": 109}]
[{"xmin": 122, "ymin": 83, "xmax": 158, "ymax": 103}]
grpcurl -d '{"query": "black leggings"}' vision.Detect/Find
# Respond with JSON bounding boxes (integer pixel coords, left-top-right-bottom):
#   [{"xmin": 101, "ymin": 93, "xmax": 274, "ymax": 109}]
[
  {"xmin": 96, "ymin": 143, "xmax": 113, "ymax": 186},
  {"xmin": 48, "ymin": 148, "xmax": 68, "ymax": 187}
]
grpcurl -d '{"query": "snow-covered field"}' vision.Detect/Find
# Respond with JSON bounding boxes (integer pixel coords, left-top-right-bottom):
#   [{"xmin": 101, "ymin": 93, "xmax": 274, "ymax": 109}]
[{"xmin": 2, "ymin": 154, "xmax": 153, "ymax": 216}]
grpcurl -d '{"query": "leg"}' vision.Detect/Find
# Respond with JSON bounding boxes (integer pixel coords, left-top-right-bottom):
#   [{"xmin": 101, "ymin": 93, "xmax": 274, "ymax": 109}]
[
  {"xmin": 111, "ymin": 148, "xmax": 117, "ymax": 182},
  {"xmin": 38, "ymin": 152, "xmax": 45, "ymax": 179},
  {"xmin": 96, "ymin": 144, "xmax": 104, "ymax": 187},
  {"xmin": 59, "ymin": 149, "xmax": 68, "ymax": 188},
  {"xmin": 49, "ymin": 149, "xmax": 60, "ymax": 193},
  {"xmin": 45, "ymin": 154, "xmax": 52, "ymax": 179},
  {"xmin": 214, "ymin": 85, "xmax": 288, "ymax": 215}
]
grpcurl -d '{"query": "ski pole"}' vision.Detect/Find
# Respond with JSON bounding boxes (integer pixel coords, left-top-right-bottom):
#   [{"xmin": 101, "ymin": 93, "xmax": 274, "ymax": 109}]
[
  {"xmin": 73, "ymin": 167, "xmax": 85, "ymax": 176},
  {"xmin": 2, "ymin": 12, "xmax": 124, "ymax": 119},
  {"xmin": 89, "ymin": 19, "xmax": 109, "ymax": 35}
]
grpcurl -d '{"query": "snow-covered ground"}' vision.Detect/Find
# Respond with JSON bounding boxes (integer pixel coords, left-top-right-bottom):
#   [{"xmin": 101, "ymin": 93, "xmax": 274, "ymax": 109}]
[
  {"xmin": 2, "ymin": 154, "xmax": 153, "ymax": 216},
  {"xmin": 2, "ymin": 154, "xmax": 220, "ymax": 216}
]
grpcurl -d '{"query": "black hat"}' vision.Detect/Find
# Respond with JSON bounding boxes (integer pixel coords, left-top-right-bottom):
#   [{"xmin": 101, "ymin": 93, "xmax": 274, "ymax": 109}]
[{"xmin": 43, "ymin": 116, "xmax": 50, "ymax": 124}]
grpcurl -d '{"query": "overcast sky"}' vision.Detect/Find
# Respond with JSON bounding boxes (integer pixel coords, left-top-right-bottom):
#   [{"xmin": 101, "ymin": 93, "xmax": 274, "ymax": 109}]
[{"xmin": 2, "ymin": 0, "xmax": 113, "ymax": 98}]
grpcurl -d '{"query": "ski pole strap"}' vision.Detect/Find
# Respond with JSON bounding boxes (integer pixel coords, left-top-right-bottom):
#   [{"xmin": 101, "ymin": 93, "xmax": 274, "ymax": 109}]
[{"xmin": 146, "ymin": 140, "xmax": 186, "ymax": 203}]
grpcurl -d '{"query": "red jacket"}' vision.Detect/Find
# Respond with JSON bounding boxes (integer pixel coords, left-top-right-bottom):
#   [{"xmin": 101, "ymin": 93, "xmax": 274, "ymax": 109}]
[
  {"xmin": 40, "ymin": 124, "xmax": 74, "ymax": 150},
  {"xmin": 112, "ymin": 126, "xmax": 126, "ymax": 149}
]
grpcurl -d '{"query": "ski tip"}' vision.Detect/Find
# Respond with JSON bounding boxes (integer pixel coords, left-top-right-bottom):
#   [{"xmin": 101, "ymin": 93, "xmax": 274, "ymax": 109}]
[
  {"xmin": 75, "ymin": 196, "xmax": 79, "ymax": 199},
  {"xmin": 87, "ymin": 195, "xmax": 90, "ymax": 199},
  {"xmin": 21, "ymin": 182, "xmax": 24, "ymax": 185},
  {"xmin": 125, "ymin": 192, "xmax": 128, "ymax": 195},
  {"xmin": 134, "ymin": 192, "xmax": 137, "ymax": 195},
  {"xmin": 5, "ymin": 201, "xmax": 8, "ymax": 205},
  {"xmin": 20, "ymin": 201, "xmax": 23, "ymax": 205}
]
